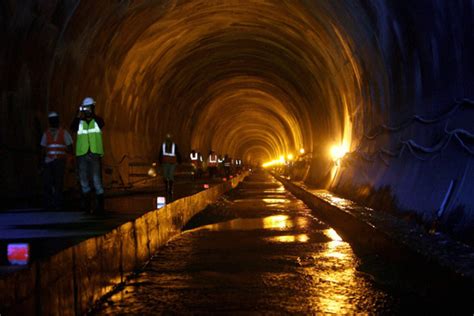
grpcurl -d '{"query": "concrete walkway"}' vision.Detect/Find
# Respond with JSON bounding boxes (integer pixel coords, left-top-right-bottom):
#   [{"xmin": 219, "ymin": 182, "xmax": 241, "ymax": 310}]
[{"xmin": 0, "ymin": 178, "xmax": 225, "ymax": 274}]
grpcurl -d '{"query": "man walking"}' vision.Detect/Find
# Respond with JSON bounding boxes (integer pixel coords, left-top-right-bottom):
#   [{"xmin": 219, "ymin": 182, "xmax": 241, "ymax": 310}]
[
  {"xmin": 159, "ymin": 133, "xmax": 182, "ymax": 199},
  {"xmin": 208, "ymin": 150, "xmax": 218, "ymax": 179},
  {"xmin": 223, "ymin": 154, "xmax": 232, "ymax": 179},
  {"xmin": 190, "ymin": 149, "xmax": 203, "ymax": 180},
  {"xmin": 70, "ymin": 97, "xmax": 105, "ymax": 214}
]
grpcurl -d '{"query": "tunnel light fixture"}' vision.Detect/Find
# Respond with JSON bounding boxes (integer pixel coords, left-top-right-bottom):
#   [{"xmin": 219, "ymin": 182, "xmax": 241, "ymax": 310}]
[
  {"xmin": 7, "ymin": 243, "xmax": 30, "ymax": 265},
  {"xmin": 330, "ymin": 144, "xmax": 347, "ymax": 161},
  {"xmin": 148, "ymin": 168, "xmax": 157, "ymax": 177},
  {"xmin": 287, "ymin": 153, "xmax": 294, "ymax": 161},
  {"xmin": 299, "ymin": 148, "xmax": 305, "ymax": 154},
  {"xmin": 156, "ymin": 196, "xmax": 166, "ymax": 209}
]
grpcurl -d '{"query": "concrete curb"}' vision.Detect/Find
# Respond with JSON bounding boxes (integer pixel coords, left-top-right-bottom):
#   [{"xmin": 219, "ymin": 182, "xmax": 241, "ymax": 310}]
[
  {"xmin": 0, "ymin": 173, "xmax": 248, "ymax": 315},
  {"xmin": 275, "ymin": 175, "xmax": 474, "ymax": 286}
]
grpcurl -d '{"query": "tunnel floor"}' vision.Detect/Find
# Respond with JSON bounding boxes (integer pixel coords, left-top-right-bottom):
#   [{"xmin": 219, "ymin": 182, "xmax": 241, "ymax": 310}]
[{"xmin": 92, "ymin": 171, "xmax": 467, "ymax": 315}]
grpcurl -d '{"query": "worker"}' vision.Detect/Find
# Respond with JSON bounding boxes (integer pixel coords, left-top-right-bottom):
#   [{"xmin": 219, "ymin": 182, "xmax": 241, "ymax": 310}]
[
  {"xmin": 40, "ymin": 111, "xmax": 73, "ymax": 210},
  {"xmin": 159, "ymin": 133, "xmax": 182, "ymax": 199},
  {"xmin": 70, "ymin": 97, "xmax": 105, "ymax": 214},
  {"xmin": 223, "ymin": 154, "xmax": 232, "ymax": 178},
  {"xmin": 190, "ymin": 149, "xmax": 203, "ymax": 180},
  {"xmin": 197, "ymin": 151, "xmax": 204, "ymax": 178},
  {"xmin": 208, "ymin": 150, "xmax": 218, "ymax": 179}
]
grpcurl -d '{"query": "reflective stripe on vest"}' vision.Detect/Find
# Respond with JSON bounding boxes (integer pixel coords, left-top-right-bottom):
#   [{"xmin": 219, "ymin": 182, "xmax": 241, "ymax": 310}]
[
  {"xmin": 76, "ymin": 120, "xmax": 104, "ymax": 156},
  {"xmin": 208, "ymin": 154, "xmax": 218, "ymax": 166},
  {"xmin": 77, "ymin": 121, "xmax": 101, "ymax": 135},
  {"xmin": 162, "ymin": 143, "xmax": 177, "ymax": 164},
  {"xmin": 190, "ymin": 152, "xmax": 198, "ymax": 160},
  {"xmin": 46, "ymin": 128, "xmax": 67, "ymax": 159},
  {"xmin": 163, "ymin": 143, "xmax": 176, "ymax": 156}
]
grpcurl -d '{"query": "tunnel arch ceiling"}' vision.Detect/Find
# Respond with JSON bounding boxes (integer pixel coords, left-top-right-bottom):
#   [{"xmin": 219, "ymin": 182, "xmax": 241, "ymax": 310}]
[{"xmin": 50, "ymin": 0, "xmax": 378, "ymax": 165}]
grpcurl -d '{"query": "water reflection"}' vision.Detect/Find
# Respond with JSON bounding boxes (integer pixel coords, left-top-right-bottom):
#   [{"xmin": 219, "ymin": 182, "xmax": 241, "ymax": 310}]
[
  {"xmin": 262, "ymin": 198, "xmax": 290, "ymax": 204},
  {"xmin": 295, "ymin": 216, "xmax": 310, "ymax": 229},
  {"xmin": 319, "ymin": 295, "xmax": 347, "ymax": 314},
  {"xmin": 323, "ymin": 229, "xmax": 345, "ymax": 260},
  {"xmin": 313, "ymin": 191, "xmax": 355, "ymax": 209},
  {"xmin": 199, "ymin": 215, "xmax": 302, "ymax": 231},
  {"xmin": 308, "ymin": 231, "xmax": 356, "ymax": 313},
  {"xmin": 263, "ymin": 185, "xmax": 286, "ymax": 193},
  {"xmin": 327, "ymin": 196, "xmax": 353, "ymax": 208},
  {"xmin": 324, "ymin": 228, "xmax": 342, "ymax": 241},
  {"xmin": 269, "ymin": 234, "xmax": 309, "ymax": 243}
]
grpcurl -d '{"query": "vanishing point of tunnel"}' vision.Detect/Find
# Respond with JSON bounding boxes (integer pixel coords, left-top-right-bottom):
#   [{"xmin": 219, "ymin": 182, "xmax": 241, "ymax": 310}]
[{"xmin": 1, "ymin": 0, "xmax": 474, "ymax": 314}]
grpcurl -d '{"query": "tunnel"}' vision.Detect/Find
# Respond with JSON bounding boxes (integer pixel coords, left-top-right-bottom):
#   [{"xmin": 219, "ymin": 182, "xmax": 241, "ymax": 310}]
[{"xmin": 1, "ymin": 0, "xmax": 473, "ymax": 246}]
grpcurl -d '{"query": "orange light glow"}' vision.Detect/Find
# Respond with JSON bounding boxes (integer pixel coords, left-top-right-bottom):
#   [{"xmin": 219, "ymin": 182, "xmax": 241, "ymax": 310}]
[{"xmin": 330, "ymin": 145, "xmax": 347, "ymax": 161}]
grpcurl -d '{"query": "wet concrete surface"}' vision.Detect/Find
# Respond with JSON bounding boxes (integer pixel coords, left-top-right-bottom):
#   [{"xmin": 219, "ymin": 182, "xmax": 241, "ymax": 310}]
[{"xmin": 93, "ymin": 171, "xmax": 472, "ymax": 315}]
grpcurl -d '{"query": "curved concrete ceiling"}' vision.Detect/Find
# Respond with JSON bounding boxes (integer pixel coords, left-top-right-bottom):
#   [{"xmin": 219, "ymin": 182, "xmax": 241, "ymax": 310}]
[{"xmin": 51, "ymin": 0, "xmax": 384, "ymax": 165}]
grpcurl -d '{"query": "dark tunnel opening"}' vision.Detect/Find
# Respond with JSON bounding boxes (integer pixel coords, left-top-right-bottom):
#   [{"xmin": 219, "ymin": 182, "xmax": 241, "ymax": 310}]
[{"xmin": 1, "ymin": 0, "xmax": 473, "ymax": 243}]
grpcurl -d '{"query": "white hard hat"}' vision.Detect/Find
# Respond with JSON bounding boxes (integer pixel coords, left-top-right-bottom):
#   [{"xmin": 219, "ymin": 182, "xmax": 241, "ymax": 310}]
[
  {"xmin": 81, "ymin": 97, "xmax": 96, "ymax": 106},
  {"xmin": 48, "ymin": 111, "xmax": 59, "ymax": 118}
]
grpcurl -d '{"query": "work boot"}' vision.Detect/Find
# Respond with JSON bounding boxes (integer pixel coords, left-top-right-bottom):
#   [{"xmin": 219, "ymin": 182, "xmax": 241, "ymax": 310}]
[{"xmin": 96, "ymin": 194, "xmax": 105, "ymax": 214}]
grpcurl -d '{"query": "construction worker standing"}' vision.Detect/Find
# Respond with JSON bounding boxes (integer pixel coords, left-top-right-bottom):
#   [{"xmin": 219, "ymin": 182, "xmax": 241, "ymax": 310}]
[
  {"xmin": 70, "ymin": 97, "xmax": 105, "ymax": 214},
  {"xmin": 208, "ymin": 150, "xmax": 218, "ymax": 179},
  {"xmin": 190, "ymin": 149, "xmax": 203, "ymax": 180},
  {"xmin": 223, "ymin": 154, "xmax": 232, "ymax": 178},
  {"xmin": 159, "ymin": 133, "xmax": 182, "ymax": 199},
  {"xmin": 40, "ymin": 111, "xmax": 73, "ymax": 210}
]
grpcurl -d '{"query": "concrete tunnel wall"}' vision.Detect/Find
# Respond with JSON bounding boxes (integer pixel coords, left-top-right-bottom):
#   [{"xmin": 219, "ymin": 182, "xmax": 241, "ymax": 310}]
[{"xmin": 1, "ymin": 1, "xmax": 473, "ymax": 241}]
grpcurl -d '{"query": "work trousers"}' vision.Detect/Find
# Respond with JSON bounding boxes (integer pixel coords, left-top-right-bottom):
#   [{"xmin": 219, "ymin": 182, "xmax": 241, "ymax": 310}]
[
  {"xmin": 162, "ymin": 163, "xmax": 176, "ymax": 181},
  {"xmin": 77, "ymin": 152, "xmax": 104, "ymax": 194},
  {"xmin": 208, "ymin": 166, "xmax": 218, "ymax": 179},
  {"xmin": 43, "ymin": 158, "xmax": 66, "ymax": 209}
]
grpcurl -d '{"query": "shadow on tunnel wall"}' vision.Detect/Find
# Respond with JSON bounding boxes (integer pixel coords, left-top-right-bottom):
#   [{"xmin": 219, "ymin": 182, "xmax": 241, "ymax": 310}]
[{"xmin": 1, "ymin": 1, "xmax": 473, "ymax": 243}]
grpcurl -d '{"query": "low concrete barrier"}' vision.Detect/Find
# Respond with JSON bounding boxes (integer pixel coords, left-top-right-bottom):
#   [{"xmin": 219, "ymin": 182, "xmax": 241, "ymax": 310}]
[
  {"xmin": 0, "ymin": 172, "xmax": 248, "ymax": 315},
  {"xmin": 275, "ymin": 176, "xmax": 409, "ymax": 258}
]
